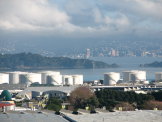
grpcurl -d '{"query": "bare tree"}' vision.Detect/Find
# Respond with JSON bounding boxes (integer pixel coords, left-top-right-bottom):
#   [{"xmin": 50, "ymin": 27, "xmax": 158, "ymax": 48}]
[{"xmin": 69, "ymin": 86, "xmax": 95, "ymax": 113}]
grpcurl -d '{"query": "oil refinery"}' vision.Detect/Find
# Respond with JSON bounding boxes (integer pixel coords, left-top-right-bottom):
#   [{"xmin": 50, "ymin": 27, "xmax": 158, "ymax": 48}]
[
  {"xmin": 0, "ymin": 70, "xmax": 162, "ymax": 86},
  {"xmin": 0, "ymin": 71, "xmax": 84, "ymax": 86}
]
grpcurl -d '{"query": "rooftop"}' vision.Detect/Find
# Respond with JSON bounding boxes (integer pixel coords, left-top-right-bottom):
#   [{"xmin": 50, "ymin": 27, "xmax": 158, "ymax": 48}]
[
  {"xmin": 66, "ymin": 110, "xmax": 162, "ymax": 122},
  {"xmin": 17, "ymin": 85, "xmax": 80, "ymax": 96},
  {"xmin": 0, "ymin": 111, "xmax": 68, "ymax": 122},
  {"xmin": 0, "ymin": 84, "xmax": 27, "ymax": 90}
]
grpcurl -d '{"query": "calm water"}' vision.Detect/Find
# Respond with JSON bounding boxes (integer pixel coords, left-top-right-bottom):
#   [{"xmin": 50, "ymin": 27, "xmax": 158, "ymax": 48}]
[{"xmin": 58, "ymin": 57, "xmax": 162, "ymax": 81}]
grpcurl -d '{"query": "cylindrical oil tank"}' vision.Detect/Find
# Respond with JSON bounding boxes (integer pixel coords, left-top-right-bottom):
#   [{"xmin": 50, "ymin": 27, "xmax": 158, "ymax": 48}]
[
  {"xmin": 123, "ymin": 70, "xmax": 146, "ymax": 82},
  {"xmin": 72, "ymin": 75, "xmax": 83, "ymax": 85},
  {"xmin": 122, "ymin": 71, "xmax": 132, "ymax": 82},
  {"xmin": 130, "ymin": 71, "xmax": 146, "ymax": 82},
  {"xmin": 19, "ymin": 73, "xmax": 41, "ymax": 85},
  {"xmin": 104, "ymin": 72, "xmax": 120, "ymax": 85},
  {"xmin": 19, "ymin": 74, "xmax": 27, "ymax": 84},
  {"xmin": 63, "ymin": 75, "xmax": 73, "ymax": 85},
  {"xmin": 9, "ymin": 72, "xmax": 20, "ymax": 84},
  {"xmin": 155, "ymin": 72, "xmax": 162, "ymax": 82},
  {"xmin": 41, "ymin": 71, "xmax": 60, "ymax": 84},
  {"xmin": 46, "ymin": 74, "xmax": 62, "ymax": 85},
  {"xmin": 0, "ymin": 73, "xmax": 9, "ymax": 84},
  {"xmin": 8, "ymin": 71, "xmax": 26, "ymax": 84}
]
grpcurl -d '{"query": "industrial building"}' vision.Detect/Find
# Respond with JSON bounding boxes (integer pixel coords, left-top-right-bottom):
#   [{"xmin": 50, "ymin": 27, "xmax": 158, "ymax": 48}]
[{"xmin": 17, "ymin": 85, "xmax": 79, "ymax": 99}]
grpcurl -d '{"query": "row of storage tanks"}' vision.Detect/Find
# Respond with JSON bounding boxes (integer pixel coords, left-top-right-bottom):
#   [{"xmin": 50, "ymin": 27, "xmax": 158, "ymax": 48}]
[
  {"xmin": 104, "ymin": 70, "xmax": 162, "ymax": 86},
  {"xmin": 0, "ymin": 71, "xmax": 83, "ymax": 86}
]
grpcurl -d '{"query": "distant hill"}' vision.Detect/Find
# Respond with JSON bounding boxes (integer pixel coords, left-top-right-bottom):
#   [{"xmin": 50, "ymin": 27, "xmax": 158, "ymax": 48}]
[
  {"xmin": 140, "ymin": 61, "xmax": 162, "ymax": 67},
  {"xmin": 0, "ymin": 53, "xmax": 118, "ymax": 70}
]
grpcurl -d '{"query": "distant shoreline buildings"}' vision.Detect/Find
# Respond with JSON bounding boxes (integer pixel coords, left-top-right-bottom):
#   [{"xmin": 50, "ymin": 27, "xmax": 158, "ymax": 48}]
[{"xmin": 68, "ymin": 47, "xmax": 162, "ymax": 59}]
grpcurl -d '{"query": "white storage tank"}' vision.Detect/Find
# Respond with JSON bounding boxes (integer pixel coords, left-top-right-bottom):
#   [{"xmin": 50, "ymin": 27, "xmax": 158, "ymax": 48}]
[
  {"xmin": 41, "ymin": 72, "xmax": 48, "ymax": 84},
  {"xmin": 19, "ymin": 74, "xmax": 27, "ymax": 84},
  {"xmin": 155, "ymin": 72, "xmax": 162, "ymax": 82},
  {"xmin": 72, "ymin": 75, "xmax": 83, "ymax": 85},
  {"xmin": 123, "ymin": 71, "xmax": 132, "ymax": 82},
  {"xmin": 41, "ymin": 71, "xmax": 61, "ymax": 84},
  {"xmin": 104, "ymin": 72, "xmax": 120, "ymax": 85},
  {"xmin": 130, "ymin": 71, "xmax": 146, "ymax": 82},
  {"xmin": 123, "ymin": 70, "xmax": 146, "ymax": 82},
  {"xmin": 9, "ymin": 72, "xmax": 20, "ymax": 84},
  {"xmin": 19, "ymin": 73, "xmax": 41, "ymax": 85},
  {"xmin": 8, "ymin": 71, "xmax": 26, "ymax": 84},
  {"xmin": 63, "ymin": 75, "xmax": 73, "ymax": 85},
  {"xmin": 0, "ymin": 73, "xmax": 9, "ymax": 84},
  {"xmin": 46, "ymin": 74, "xmax": 62, "ymax": 85}
]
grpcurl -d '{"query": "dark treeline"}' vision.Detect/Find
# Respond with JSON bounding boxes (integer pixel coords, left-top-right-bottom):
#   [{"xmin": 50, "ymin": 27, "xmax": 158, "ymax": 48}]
[
  {"xmin": 38, "ymin": 88, "xmax": 162, "ymax": 114},
  {"xmin": 151, "ymin": 90, "xmax": 162, "ymax": 101},
  {"xmin": 0, "ymin": 53, "xmax": 118, "ymax": 70},
  {"xmin": 95, "ymin": 89, "xmax": 158, "ymax": 110}
]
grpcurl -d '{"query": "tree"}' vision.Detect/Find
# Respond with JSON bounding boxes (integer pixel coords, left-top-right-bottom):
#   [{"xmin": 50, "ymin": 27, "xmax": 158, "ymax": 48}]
[
  {"xmin": 87, "ymin": 96, "xmax": 99, "ymax": 113},
  {"xmin": 69, "ymin": 86, "xmax": 95, "ymax": 114},
  {"xmin": 151, "ymin": 90, "xmax": 162, "ymax": 101},
  {"xmin": 95, "ymin": 89, "xmax": 153, "ymax": 110},
  {"xmin": 46, "ymin": 98, "xmax": 62, "ymax": 115},
  {"xmin": 142, "ymin": 100, "xmax": 162, "ymax": 110}
]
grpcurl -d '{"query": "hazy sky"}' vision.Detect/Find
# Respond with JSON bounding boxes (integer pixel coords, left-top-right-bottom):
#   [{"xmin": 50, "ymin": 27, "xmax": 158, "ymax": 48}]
[{"xmin": 0, "ymin": 0, "xmax": 162, "ymax": 54}]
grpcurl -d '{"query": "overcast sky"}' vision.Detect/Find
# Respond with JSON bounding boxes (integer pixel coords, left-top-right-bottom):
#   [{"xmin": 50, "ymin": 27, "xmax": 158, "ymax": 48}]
[{"xmin": 0, "ymin": 0, "xmax": 162, "ymax": 54}]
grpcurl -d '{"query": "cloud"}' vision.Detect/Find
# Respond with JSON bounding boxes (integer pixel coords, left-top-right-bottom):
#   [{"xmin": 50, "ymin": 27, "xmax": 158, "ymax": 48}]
[
  {"xmin": 134, "ymin": 0, "xmax": 162, "ymax": 19},
  {"xmin": 101, "ymin": 0, "xmax": 162, "ymax": 20},
  {"xmin": 0, "ymin": 0, "xmax": 77, "ymax": 32},
  {"xmin": 0, "ymin": 0, "xmax": 161, "ymax": 37},
  {"xmin": 0, "ymin": 0, "xmax": 162, "ymax": 55},
  {"xmin": 93, "ymin": 8, "xmax": 130, "ymax": 32}
]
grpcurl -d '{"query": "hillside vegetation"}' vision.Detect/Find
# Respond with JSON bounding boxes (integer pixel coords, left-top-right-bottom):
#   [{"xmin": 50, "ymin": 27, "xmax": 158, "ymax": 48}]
[
  {"xmin": 140, "ymin": 61, "xmax": 162, "ymax": 67},
  {"xmin": 0, "ymin": 53, "xmax": 118, "ymax": 70}
]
